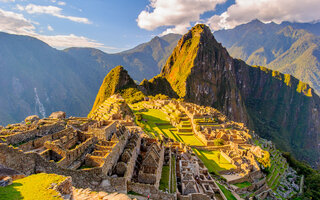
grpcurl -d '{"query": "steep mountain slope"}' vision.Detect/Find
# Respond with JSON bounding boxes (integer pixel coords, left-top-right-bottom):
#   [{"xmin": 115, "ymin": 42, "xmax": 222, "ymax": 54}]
[
  {"xmin": 89, "ymin": 65, "xmax": 136, "ymax": 115},
  {"xmin": 65, "ymin": 33, "xmax": 181, "ymax": 81},
  {"xmin": 160, "ymin": 24, "xmax": 248, "ymax": 124},
  {"xmin": 214, "ymin": 20, "xmax": 320, "ymax": 95},
  {"xmin": 142, "ymin": 24, "xmax": 320, "ymax": 167},
  {"xmin": 0, "ymin": 32, "xmax": 107, "ymax": 125}
]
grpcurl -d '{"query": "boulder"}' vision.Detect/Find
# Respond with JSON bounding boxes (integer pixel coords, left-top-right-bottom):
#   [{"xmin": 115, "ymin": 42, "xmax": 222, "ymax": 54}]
[
  {"xmin": 25, "ymin": 115, "xmax": 40, "ymax": 124},
  {"xmin": 49, "ymin": 111, "xmax": 66, "ymax": 119}
]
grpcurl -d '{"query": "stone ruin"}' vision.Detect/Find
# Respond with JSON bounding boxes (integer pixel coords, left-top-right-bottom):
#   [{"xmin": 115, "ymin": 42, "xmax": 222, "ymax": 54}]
[{"xmin": 176, "ymin": 149, "xmax": 221, "ymax": 200}]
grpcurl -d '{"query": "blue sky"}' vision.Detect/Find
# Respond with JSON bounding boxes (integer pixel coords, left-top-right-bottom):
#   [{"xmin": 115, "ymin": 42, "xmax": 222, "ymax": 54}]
[{"xmin": 0, "ymin": 0, "xmax": 319, "ymax": 53}]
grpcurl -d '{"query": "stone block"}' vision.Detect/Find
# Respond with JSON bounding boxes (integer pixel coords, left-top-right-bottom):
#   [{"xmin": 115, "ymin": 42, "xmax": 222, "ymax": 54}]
[{"xmin": 50, "ymin": 111, "xmax": 66, "ymax": 119}]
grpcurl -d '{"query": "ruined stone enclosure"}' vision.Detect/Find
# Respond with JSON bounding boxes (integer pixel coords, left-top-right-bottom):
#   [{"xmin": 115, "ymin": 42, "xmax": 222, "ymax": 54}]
[{"xmin": 0, "ymin": 113, "xmax": 142, "ymax": 192}]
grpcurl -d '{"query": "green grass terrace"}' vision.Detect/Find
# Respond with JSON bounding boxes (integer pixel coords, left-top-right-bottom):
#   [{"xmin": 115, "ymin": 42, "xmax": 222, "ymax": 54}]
[
  {"xmin": 0, "ymin": 173, "xmax": 67, "ymax": 200},
  {"xmin": 193, "ymin": 148, "xmax": 236, "ymax": 174},
  {"xmin": 131, "ymin": 104, "xmax": 204, "ymax": 146}
]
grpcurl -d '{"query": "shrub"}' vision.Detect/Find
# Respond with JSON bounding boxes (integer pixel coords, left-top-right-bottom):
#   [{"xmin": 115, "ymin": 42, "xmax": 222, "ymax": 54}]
[{"xmin": 120, "ymin": 88, "xmax": 145, "ymax": 104}]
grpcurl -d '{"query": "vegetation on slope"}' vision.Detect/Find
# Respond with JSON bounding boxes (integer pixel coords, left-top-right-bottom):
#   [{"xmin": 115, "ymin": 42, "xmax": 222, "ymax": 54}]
[
  {"xmin": 283, "ymin": 152, "xmax": 320, "ymax": 199},
  {"xmin": 214, "ymin": 19, "xmax": 320, "ymax": 95},
  {"xmin": 161, "ymin": 24, "xmax": 204, "ymax": 97},
  {"xmin": 89, "ymin": 65, "xmax": 136, "ymax": 115}
]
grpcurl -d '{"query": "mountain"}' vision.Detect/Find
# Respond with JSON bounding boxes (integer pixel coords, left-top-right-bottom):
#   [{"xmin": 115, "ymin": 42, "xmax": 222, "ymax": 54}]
[
  {"xmin": 160, "ymin": 24, "xmax": 248, "ymax": 124},
  {"xmin": 0, "ymin": 32, "xmax": 108, "ymax": 125},
  {"xmin": 65, "ymin": 33, "xmax": 181, "ymax": 81},
  {"xmin": 214, "ymin": 19, "xmax": 320, "ymax": 95},
  {"xmin": 0, "ymin": 32, "xmax": 180, "ymax": 125},
  {"xmin": 141, "ymin": 24, "xmax": 320, "ymax": 167},
  {"xmin": 89, "ymin": 65, "xmax": 135, "ymax": 115}
]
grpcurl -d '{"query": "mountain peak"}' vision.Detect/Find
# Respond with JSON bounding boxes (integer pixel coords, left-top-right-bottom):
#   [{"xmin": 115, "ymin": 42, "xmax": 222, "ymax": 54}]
[
  {"xmin": 89, "ymin": 65, "xmax": 135, "ymax": 115},
  {"xmin": 160, "ymin": 24, "xmax": 247, "ymax": 123}
]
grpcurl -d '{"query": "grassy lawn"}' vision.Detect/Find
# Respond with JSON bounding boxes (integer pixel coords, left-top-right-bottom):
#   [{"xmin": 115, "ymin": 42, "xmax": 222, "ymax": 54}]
[
  {"xmin": 178, "ymin": 133, "xmax": 204, "ymax": 146},
  {"xmin": 159, "ymin": 166, "xmax": 170, "ymax": 192},
  {"xmin": 217, "ymin": 182, "xmax": 237, "ymax": 200},
  {"xmin": 233, "ymin": 181, "xmax": 252, "ymax": 188},
  {"xmin": 193, "ymin": 149, "xmax": 236, "ymax": 173},
  {"xmin": 0, "ymin": 173, "xmax": 66, "ymax": 200}
]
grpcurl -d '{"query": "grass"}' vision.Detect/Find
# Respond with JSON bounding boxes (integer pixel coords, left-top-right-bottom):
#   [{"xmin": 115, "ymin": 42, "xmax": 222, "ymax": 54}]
[
  {"xmin": 131, "ymin": 104, "xmax": 205, "ymax": 147},
  {"xmin": 0, "ymin": 173, "xmax": 66, "ymax": 200},
  {"xmin": 217, "ymin": 182, "xmax": 237, "ymax": 200},
  {"xmin": 171, "ymin": 155, "xmax": 176, "ymax": 193},
  {"xmin": 233, "ymin": 181, "xmax": 252, "ymax": 188},
  {"xmin": 193, "ymin": 149, "xmax": 236, "ymax": 173},
  {"xmin": 159, "ymin": 166, "xmax": 170, "ymax": 192},
  {"xmin": 177, "ymin": 133, "xmax": 204, "ymax": 146}
]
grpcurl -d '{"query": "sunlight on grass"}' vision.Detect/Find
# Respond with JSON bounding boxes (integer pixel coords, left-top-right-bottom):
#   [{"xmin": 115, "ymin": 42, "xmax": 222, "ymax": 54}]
[
  {"xmin": 233, "ymin": 181, "xmax": 252, "ymax": 188},
  {"xmin": 0, "ymin": 173, "xmax": 66, "ymax": 200},
  {"xmin": 178, "ymin": 133, "xmax": 204, "ymax": 146},
  {"xmin": 193, "ymin": 149, "xmax": 236, "ymax": 173}
]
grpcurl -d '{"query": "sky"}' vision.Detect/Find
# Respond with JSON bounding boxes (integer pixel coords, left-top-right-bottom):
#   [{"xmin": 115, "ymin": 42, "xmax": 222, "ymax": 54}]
[{"xmin": 0, "ymin": 0, "xmax": 319, "ymax": 53}]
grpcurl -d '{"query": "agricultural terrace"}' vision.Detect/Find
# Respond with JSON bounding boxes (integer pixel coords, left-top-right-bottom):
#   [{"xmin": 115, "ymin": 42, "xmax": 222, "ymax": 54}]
[
  {"xmin": 131, "ymin": 102, "xmax": 204, "ymax": 146},
  {"xmin": 193, "ymin": 148, "xmax": 236, "ymax": 174}
]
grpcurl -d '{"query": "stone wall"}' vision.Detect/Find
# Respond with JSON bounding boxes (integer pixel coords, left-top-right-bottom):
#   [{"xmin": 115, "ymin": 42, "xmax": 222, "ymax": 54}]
[
  {"xmin": 3, "ymin": 122, "xmax": 65, "ymax": 145},
  {"xmin": 100, "ymin": 129, "xmax": 129, "ymax": 175},
  {"xmin": 89, "ymin": 121, "xmax": 117, "ymax": 141},
  {"xmin": 154, "ymin": 143, "xmax": 165, "ymax": 188},
  {"xmin": 127, "ymin": 181, "xmax": 175, "ymax": 200},
  {"xmin": 178, "ymin": 193, "xmax": 211, "ymax": 200},
  {"xmin": 0, "ymin": 130, "xmax": 131, "ymax": 191}
]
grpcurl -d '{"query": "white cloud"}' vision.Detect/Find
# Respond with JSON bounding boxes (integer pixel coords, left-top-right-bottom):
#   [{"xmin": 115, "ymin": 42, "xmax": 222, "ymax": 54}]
[
  {"xmin": 47, "ymin": 25, "xmax": 53, "ymax": 31},
  {"xmin": 57, "ymin": 1, "xmax": 66, "ymax": 6},
  {"xmin": 17, "ymin": 4, "xmax": 91, "ymax": 24},
  {"xmin": 36, "ymin": 34, "xmax": 105, "ymax": 49},
  {"xmin": 0, "ymin": 0, "xmax": 15, "ymax": 3},
  {"xmin": 207, "ymin": 0, "xmax": 320, "ymax": 30},
  {"xmin": 137, "ymin": 0, "xmax": 226, "ymax": 35},
  {"xmin": 0, "ymin": 8, "xmax": 35, "ymax": 34},
  {"xmin": 0, "ymin": 8, "xmax": 106, "ymax": 49}
]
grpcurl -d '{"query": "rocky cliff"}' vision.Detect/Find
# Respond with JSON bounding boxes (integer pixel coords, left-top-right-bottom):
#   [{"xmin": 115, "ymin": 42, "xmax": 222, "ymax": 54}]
[
  {"xmin": 160, "ymin": 24, "xmax": 249, "ymax": 124},
  {"xmin": 234, "ymin": 60, "xmax": 320, "ymax": 166}
]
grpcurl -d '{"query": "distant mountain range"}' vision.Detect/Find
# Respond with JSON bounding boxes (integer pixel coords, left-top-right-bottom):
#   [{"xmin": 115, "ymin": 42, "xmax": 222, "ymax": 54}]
[
  {"xmin": 214, "ymin": 19, "xmax": 320, "ymax": 95},
  {"xmin": 64, "ymin": 33, "xmax": 180, "ymax": 81},
  {"xmin": 0, "ymin": 32, "xmax": 180, "ymax": 125}
]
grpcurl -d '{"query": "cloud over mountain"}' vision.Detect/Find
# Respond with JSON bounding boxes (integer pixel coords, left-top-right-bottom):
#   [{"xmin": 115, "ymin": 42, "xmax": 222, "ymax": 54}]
[
  {"xmin": 0, "ymin": 7, "xmax": 103, "ymax": 49},
  {"xmin": 137, "ymin": 0, "xmax": 226, "ymax": 35},
  {"xmin": 208, "ymin": 0, "xmax": 320, "ymax": 30}
]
